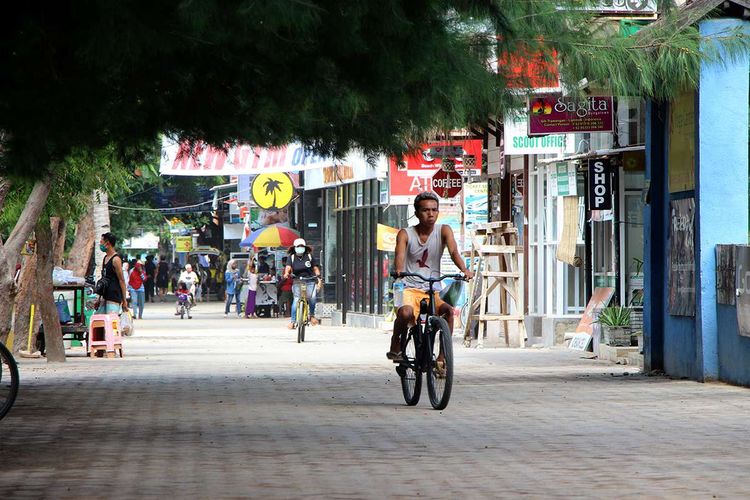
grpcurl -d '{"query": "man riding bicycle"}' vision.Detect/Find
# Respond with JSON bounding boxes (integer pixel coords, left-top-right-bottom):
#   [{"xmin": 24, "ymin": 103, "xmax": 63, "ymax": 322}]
[{"xmin": 388, "ymin": 192, "xmax": 474, "ymax": 361}]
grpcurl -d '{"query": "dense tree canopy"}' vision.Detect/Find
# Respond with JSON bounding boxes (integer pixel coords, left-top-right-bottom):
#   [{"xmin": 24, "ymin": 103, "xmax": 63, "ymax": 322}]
[{"xmin": 1, "ymin": 0, "xmax": 747, "ymax": 178}]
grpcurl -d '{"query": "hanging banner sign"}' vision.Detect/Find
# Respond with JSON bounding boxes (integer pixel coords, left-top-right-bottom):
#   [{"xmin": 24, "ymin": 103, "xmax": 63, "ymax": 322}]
[
  {"xmin": 175, "ymin": 236, "xmax": 193, "ymax": 253},
  {"xmin": 504, "ymin": 113, "xmax": 574, "ymax": 155},
  {"xmin": 528, "ymin": 95, "xmax": 614, "ymax": 136},
  {"xmin": 588, "ymin": 158, "xmax": 612, "ymax": 210},
  {"xmin": 376, "ymin": 224, "xmax": 399, "ymax": 252},
  {"xmin": 160, "ymin": 137, "xmax": 371, "ymax": 176},
  {"xmin": 550, "ymin": 162, "xmax": 577, "ymax": 197},
  {"xmin": 395, "ymin": 140, "xmax": 482, "ymax": 176},
  {"xmin": 251, "ymin": 173, "xmax": 295, "ymax": 210}
]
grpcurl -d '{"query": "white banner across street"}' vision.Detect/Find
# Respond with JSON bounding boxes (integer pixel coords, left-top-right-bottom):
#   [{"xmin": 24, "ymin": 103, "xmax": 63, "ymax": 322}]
[{"xmin": 160, "ymin": 137, "xmax": 376, "ymax": 176}]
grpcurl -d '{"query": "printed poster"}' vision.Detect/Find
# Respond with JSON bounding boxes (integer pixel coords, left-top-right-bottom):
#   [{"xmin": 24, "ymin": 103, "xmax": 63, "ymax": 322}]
[
  {"xmin": 668, "ymin": 198, "xmax": 695, "ymax": 316},
  {"xmin": 668, "ymin": 91, "xmax": 695, "ymax": 193}
]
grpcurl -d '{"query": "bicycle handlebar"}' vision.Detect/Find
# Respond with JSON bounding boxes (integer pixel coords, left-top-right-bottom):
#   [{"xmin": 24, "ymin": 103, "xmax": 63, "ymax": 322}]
[{"xmin": 391, "ymin": 271, "xmax": 467, "ymax": 282}]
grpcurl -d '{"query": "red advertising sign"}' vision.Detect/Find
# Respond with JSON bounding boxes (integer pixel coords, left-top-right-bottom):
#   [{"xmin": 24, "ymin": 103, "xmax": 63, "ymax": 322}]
[
  {"xmin": 395, "ymin": 140, "xmax": 482, "ymax": 175},
  {"xmin": 432, "ymin": 170, "xmax": 463, "ymax": 199},
  {"xmin": 497, "ymin": 45, "xmax": 559, "ymax": 90},
  {"xmin": 528, "ymin": 95, "xmax": 614, "ymax": 136}
]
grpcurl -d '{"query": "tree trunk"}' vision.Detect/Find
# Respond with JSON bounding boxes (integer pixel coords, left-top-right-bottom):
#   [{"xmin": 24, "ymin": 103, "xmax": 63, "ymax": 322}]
[
  {"xmin": 66, "ymin": 202, "xmax": 95, "ymax": 278},
  {"xmin": 92, "ymin": 190, "xmax": 111, "ymax": 279},
  {"xmin": 12, "ymin": 253, "xmax": 41, "ymax": 354},
  {"xmin": 0, "ymin": 177, "xmax": 11, "ymax": 212},
  {"xmin": 35, "ymin": 217, "xmax": 67, "ymax": 363},
  {"xmin": 0, "ymin": 178, "xmax": 53, "ymax": 345}
]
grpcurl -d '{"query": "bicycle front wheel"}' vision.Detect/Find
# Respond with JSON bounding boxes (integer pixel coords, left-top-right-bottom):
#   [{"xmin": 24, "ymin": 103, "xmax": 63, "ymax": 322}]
[
  {"xmin": 297, "ymin": 301, "xmax": 307, "ymax": 343},
  {"xmin": 398, "ymin": 328, "xmax": 422, "ymax": 406},
  {"xmin": 426, "ymin": 316, "xmax": 453, "ymax": 410},
  {"xmin": 0, "ymin": 342, "xmax": 19, "ymax": 420}
]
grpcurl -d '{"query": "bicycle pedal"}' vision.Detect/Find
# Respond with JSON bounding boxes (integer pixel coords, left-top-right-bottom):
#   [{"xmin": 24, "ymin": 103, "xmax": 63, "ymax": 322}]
[{"xmin": 395, "ymin": 365, "xmax": 406, "ymax": 377}]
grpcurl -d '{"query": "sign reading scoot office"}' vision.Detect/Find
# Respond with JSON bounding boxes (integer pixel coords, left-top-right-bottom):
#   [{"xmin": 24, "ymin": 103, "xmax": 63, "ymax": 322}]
[
  {"xmin": 504, "ymin": 113, "xmax": 574, "ymax": 155},
  {"xmin": 528, "ymin": 95, "xmax": 614, "ymax": 136},
  {"xmin": 588, "ymin": 159, "xmax": 612, "ymax": 210}
]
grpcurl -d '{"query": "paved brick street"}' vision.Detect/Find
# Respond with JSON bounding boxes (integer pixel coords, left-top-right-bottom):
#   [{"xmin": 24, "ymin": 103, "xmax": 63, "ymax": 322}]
[{"xmin": 2, "ymin": 301, "xmax": 750, "ymax": 498}]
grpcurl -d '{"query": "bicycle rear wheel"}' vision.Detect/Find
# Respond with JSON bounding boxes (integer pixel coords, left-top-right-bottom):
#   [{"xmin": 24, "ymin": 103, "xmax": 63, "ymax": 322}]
[
  {"xmin": 426, "ymin": 316, "xmax": 453, "ymax": 410},
  {"xmin": 297, "ymin": 301, "xmax": 306, "ymax": 343},
  {"xmin": 0, "ymin": 342, "xmax": 19, "ymax": 420},
  {"xmin": 398, "ymin": 328, "xmax": 422, "ymax": 406}
]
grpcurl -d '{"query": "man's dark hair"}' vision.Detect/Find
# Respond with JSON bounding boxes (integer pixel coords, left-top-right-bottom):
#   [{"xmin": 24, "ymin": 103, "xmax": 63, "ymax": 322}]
[
  {"xmin": 413, "ymin": 191, "xmax": 440, "ymax": 211},
  {"xmin": 101, "ymin": 232, "xmax": 117, "ymax": 246}
]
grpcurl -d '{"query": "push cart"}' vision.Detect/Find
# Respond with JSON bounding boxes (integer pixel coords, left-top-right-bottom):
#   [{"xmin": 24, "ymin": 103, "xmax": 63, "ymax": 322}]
[{"xmin": 255, "ymin": 280, "xmax": 278, "ymax": 318}]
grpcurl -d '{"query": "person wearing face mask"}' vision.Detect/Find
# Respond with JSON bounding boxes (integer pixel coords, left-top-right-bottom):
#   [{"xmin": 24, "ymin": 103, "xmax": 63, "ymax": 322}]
[
  {"xmin": 283, "ymin": 238, "xmax": 322, "ymax": 329},
  {"xmin": 224, "ymin": 260, "xmax": 242, "ymax": 317},
  {"xmin": 94, "ymin": 233, "xmax": 129, "ymax": 315},
  {"xmin": 178, "ymin": 264, "xmax": 200, "ymax": 306}
]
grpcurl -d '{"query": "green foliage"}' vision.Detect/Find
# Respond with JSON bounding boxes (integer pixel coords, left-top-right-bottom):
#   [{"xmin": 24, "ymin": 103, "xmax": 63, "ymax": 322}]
[
  {"xmin": 597, "ymin": 306, "xmax": 632, "ymax": 327},
  {"xmin": 0, "ymin": 1, "xmax": 745, "ymax": 179}
]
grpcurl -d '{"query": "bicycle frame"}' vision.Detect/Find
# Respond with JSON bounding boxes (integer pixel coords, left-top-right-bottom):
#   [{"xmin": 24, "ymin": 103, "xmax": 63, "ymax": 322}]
[{"xmin": 394, "ymin": 272, "xmax": 464, "ymax": 372}]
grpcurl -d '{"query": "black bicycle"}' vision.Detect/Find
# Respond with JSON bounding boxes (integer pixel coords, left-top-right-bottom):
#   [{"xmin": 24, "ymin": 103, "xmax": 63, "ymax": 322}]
[
  {"xmin": 392, "ymin": 271, "xmax": 465, "ymax": 410},
  {"xmin": 0, "ymin": 341, "xmax": 19, "ymax": 419}
]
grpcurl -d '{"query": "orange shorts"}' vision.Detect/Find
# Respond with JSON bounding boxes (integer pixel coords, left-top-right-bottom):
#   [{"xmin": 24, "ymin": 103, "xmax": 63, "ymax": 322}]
[{"xmin": 401, "ymin": 288, "xmax": 445, "ymax": 324}]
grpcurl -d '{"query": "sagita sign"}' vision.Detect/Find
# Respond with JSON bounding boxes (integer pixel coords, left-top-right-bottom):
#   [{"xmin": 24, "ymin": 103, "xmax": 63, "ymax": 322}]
[{"xmin": 588, "ymin": 158, "xmax": 612, "ymax": 210}]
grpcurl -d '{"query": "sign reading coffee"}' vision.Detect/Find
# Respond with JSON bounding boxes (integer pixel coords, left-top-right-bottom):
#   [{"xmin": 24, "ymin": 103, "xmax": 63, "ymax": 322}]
[
  {"xmin": 528, "ymin": 95, "xmax": 614, "ymax": 136},
  {"xmin": 588, "ymin": 159, "xmax": 612, "ymax": 210}
]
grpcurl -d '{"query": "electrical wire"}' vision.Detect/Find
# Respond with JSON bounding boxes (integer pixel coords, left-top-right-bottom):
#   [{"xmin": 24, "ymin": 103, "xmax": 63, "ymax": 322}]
[{"xmin": 108, "ymin": 192, "xmax": 236, "ymax": 212}]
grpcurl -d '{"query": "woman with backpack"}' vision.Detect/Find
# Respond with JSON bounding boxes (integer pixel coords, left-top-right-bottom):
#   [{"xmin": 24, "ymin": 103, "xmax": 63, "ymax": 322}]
[{"xmin": 283, "ymin": 238, "xmax": 322, "ymax": 329}]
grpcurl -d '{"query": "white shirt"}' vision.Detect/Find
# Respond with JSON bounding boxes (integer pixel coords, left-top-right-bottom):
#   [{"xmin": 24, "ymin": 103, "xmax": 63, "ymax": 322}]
[
  {"xmin": 247, "ymin": 273, "xmax": 258, "ymax": 291},
  {"xmin": 179, "ymin": 271, "xmax": 199, "ymax": 286}
]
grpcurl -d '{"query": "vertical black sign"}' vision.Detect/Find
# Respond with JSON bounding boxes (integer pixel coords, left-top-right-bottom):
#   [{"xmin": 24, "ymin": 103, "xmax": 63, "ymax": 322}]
[{"xmin": 588, "ymin": 158, "xmax": 612, "ymax": 210}]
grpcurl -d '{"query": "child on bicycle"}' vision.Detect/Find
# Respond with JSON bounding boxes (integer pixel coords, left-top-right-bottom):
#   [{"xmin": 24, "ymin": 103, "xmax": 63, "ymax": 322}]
[
  {"xmin": 174, "ymin": 281, "xmax": 192, "ymax": 318},
  {"xmin": 390, "ymin": 192, "xmax": 473, "ymax": 363},
  {"xmin": 283, "ymin": 238, "xmax": 322, "ymax": 329}
]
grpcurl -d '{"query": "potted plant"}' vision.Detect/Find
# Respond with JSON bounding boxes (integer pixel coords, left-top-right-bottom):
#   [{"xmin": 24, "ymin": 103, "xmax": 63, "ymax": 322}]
[{"xmin": 597, "ymin": 306, "xmax": 632, "ymax": 347}]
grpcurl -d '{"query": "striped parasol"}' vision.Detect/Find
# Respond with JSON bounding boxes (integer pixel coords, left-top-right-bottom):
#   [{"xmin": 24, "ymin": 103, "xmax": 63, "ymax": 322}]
[{"xmin": 239, "ymin": 225, "xmax": 300, "ymax": 248}]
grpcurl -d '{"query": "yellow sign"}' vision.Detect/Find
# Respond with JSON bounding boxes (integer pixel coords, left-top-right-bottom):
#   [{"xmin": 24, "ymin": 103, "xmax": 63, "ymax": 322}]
[
  {"xmin": 376, "ymin": 224, "xmax": 400, "ymax": 252},
  {"xmin": 668, "ymin": 90, "xmax": 695, "ymax": 193},
  {"xmin": 251, "ymin": 173, "xmax": 294, "ymax": 210},
  {"xmin": 175, "ymin": 236, "xmax": 192, "ymax": 253}
]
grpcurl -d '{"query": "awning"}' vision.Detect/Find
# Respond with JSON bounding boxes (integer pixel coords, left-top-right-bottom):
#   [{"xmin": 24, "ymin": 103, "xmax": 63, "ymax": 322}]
[{"xmin": 537, "ymin": 145, "xmax": 645, "ymax": 165}]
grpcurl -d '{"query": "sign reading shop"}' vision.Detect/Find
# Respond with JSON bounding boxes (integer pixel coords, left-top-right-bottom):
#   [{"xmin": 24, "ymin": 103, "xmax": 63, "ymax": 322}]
[
  {"xmin": 588, "ymin": 158, "xmax": 612, "ymax": 210},
  {"xmin": 528, "ymin": 95, "xmax": 614, "ymax": 136}
]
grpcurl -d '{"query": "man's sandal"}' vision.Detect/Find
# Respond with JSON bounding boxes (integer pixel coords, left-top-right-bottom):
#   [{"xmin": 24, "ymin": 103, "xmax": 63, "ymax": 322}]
[{"xmin": 386, "ymin": 351, "xmax": 404, "ymax": 362}]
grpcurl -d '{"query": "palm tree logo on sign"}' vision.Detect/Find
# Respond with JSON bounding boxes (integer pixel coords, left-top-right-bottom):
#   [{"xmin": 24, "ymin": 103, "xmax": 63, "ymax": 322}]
[{"xmin": 251, "ymin": 173, "xmax": 294, "ymax": 210}]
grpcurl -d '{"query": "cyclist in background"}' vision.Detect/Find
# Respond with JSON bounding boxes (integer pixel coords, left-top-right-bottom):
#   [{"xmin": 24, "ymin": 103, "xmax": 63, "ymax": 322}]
[
  {"xmin": 388, "ymin": 192, "xmax": 473, "ymax": 361},
  {"xmin": 283, "ymin": 238, "xmax": 322, "ymax": 329}
]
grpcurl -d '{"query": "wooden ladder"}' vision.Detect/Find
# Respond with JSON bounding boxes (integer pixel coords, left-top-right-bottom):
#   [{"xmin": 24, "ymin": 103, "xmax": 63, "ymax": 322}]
[{"xmin": 463, "ymin": 221, "xmax": 526, "ymax": 348}]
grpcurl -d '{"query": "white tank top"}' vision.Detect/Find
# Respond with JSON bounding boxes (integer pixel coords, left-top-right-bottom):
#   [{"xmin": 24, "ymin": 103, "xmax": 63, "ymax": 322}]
[{"xmin": 403, "ymin": 225, "xmax": 444, "ymax": 291}]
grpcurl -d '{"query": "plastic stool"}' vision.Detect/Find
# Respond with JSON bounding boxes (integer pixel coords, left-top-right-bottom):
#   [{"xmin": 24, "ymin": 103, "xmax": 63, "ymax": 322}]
[{"xmin": 87, "ymin": 313, "xmax": 123, "ymax": 358}]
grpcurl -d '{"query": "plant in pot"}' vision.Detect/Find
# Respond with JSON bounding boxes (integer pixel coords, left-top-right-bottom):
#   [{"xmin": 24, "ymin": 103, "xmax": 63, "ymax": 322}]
[{"xmin": 597, "ymin": 306, "xmax": 632, "ymax": 347}]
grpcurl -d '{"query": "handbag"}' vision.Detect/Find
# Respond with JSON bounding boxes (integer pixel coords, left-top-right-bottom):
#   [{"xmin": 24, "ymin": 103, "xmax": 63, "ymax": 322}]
[
  {"xmin": 55, "ymin": 294, "xmax": 72, "ymax": 323},
  {"xmin": 94, "ymin": 276, "xmax": 110, "ymax": 296}
]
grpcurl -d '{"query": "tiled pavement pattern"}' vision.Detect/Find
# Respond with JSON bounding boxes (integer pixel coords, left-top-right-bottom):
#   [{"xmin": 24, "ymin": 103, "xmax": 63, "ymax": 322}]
[{"xmin": 2, "ymin": 302, "xmax": 750, "ymax": 498}]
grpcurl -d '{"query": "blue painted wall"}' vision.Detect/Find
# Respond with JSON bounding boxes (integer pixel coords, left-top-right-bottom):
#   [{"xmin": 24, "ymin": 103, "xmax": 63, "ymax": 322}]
[
  {"xmin": 698, "ymin": 19, "xmax": 750, "ymax": 385},
  {"xmin": 644, "ymin": 18, "xmax": 750, "ymax": 382}
]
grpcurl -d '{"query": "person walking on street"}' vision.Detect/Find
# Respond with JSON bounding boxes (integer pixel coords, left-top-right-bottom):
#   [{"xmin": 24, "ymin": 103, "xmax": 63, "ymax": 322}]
[
  {"xmin": 94, "ymin": 232, "xmax": 129, "ymax": 315},
  {"xmin": 244, "ymin": 263, "xmax": 258, "ymax": 318},
  {"xmin": 128, "ymin": 261, "xmax": 147, "ymax": 319},
  {"xmin": 156, "ymin": 256, "xmax": 169, "ymax": 301},
  {"xmin": 170, "ymin": 259, "xmax": 181, "ymax": 293},
  {"xmin": 388, "ymin": 192, "xmax": 473, "ymax": 362},
  {"xmin": 224, "ymin": 260, "xmax": 242, "ymax": 317},
  {"xmin": 144, "ymin": 255, "xmax": 156, "ymax": 303}
]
